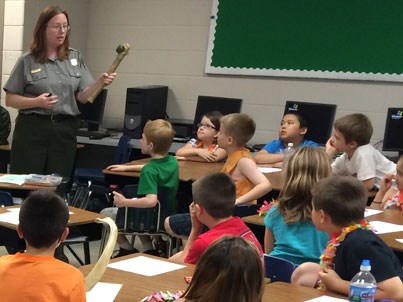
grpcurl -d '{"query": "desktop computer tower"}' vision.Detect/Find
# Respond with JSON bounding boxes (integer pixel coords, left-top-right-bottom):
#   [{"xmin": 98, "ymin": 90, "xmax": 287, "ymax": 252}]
[{"xmin": 123, "ymin": 85, "xmax": 168, "ymax": 139}]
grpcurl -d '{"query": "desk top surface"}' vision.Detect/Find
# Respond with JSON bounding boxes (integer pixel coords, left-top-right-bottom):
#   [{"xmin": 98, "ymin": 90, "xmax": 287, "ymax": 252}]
[
  {"xmin": 103, "ymin": 158, "xmax": 283, "ymax": 190},
  {"xmin": 0, "ymin": 173, "xmax": 57, "ymax": 191},
  {"xmin": 243, "ymin": 209, "xmax": 403, "ymax": 252},
  {"xmin": 0, "ymin": 205, "xmax": 105, "ymax": 230},
  {"xmin": 80, "ymin": 253, "xmax": 344, "ymax": 301}
]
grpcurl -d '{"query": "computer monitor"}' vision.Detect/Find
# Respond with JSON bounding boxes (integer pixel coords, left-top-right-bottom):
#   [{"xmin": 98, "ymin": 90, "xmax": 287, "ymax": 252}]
[
  {"xmin": 284, "ymin": 101, "xmax": 337, "ymax": 145},
  {"xmin": 383, "ymin": 107, "xmax": 403, "ymax": 154},
  {"xmin": 77, "ymin": 89, "xmax": 108, "ymax": 132},
  {"xmin": 193, "ymin": 95, "xmax": 243, "ymax": 133}
]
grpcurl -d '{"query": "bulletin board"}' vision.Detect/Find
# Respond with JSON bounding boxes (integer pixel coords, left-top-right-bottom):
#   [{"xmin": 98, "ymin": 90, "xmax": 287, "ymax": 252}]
[{"xmin": 205, "ymin": 0, "xmax": 403, "ymax": 82}]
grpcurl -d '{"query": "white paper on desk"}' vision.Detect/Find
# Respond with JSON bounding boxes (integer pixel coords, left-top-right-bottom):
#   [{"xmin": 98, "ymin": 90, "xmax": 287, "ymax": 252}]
[
  {"xmin": 86, "ymin": 282, "xmax": 122, "ymax": 302},
  {"xmin": 364, "ymin": 208, "xmax": 383, "ymax": 217},
  {"xmin": 370, "ymin": 220, "xmax": 403, "ymax": 234},
  {"xmin": 0, "ymin": 210, "xmax": 19, "ymax": 225},
  {"xmin": 258, "ymin": 167, "xmax": 282, "ymax": 173},
  {"xmin": 395, "ymin": 239, "xmax": 403, "ymax": 244},
  {"xmin": 305, "ymin": 296, "xmax": 347, "ymax": 302},
  {"xmin": 108, "ymin": 255, "xmax": 186, "ymax": 276},
  {"xmin": 0, "ymin": 174, "xmax": 27, "ymax": 185}
]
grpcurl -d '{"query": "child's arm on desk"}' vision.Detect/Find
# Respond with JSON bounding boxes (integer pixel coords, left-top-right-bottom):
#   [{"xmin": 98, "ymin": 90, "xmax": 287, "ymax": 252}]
[
  {"xmin": 106, "ymin": 164, "xmax": 144, "ymax": 172},
  {"xmin": 235, "ymin": 157, "xmax": 272, "ymax": 205},
  {"xmin": 176, "ymin": 145, "xmax": 226, "ymax": 162},
  {"xmin": 254, "ymin": 149, "xmax": 284, "ymax": 165}
]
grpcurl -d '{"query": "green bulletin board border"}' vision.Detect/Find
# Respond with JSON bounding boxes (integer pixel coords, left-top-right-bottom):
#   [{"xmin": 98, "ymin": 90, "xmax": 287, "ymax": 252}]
[{"xmin": 205, "ymin": 0, "xmax": 403, "ymax": 82}]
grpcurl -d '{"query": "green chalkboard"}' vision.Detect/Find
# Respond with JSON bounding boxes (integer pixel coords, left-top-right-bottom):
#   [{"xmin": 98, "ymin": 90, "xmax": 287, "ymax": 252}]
[{"xmin": 205, "ymin": 0, "xmax": 403, "ymax": 81}]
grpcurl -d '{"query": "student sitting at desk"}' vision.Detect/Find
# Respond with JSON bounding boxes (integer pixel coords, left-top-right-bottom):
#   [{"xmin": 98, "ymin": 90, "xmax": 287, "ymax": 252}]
[
  {"xmin": 264, "ymin": 147, "xmax": 330, "ymax": 266},
  {"xmin": 326, "ymin": 113, "xmax": 396, "ymax": 194},
  {"xmin": 292, "ymin": 176, "xmax": 403, "ymax": 302},
  {"xmin": 175, "ymin": 111, "xmax": 227, "ymax": 162},
  {"xmin": 254, "ymin": 111, "xmax": 318, "ymax": 167},
  {"xmin": 177, "ymin": 236, "xmax": 264, "ymax": 302},
  {"xmin": 169, "ymin": 173, "xmax": 263, "ymax": 265},
  {"xmin": 104, "ymin": 119, "xmax": 179, "ymax": 257},
  {"xmin": 0, "ymin": 190, "xmax": 85, "ymax": 301}
]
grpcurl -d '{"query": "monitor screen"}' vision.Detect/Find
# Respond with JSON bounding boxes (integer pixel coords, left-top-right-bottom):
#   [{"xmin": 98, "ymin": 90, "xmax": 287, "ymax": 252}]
[
  {"xmin": 383, "ymin": 107, "xmax": 403, "ymax": 152},
  {"xmin": 77, "ymin": 89, "xmax": 108, "ymax": 131},
  {"xmin": 193, "ymin": 95, "xmax": 243, "ymax": 133},
  {"xmin": 284, "ymin": 101, "xmax": 337, "ymax": 145}
]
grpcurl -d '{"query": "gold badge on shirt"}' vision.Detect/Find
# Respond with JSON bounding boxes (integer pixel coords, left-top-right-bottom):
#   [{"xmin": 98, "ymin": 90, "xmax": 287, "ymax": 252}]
[{"xmin": 31, "ymin": 68, "xmax": 41, "ymax": 74}]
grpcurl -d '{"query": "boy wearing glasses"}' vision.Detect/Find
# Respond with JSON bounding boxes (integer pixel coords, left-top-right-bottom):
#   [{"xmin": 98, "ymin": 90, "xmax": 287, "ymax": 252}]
[{"xmin": 175, "ymin": 111, "xmax": 227, "ymax": 162}]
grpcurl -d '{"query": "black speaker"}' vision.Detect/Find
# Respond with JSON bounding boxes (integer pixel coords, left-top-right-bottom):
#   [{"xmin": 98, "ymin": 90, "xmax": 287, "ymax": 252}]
[{"xmin": 123, "ymin": 85, "xmax": 168, "ymax": 139}]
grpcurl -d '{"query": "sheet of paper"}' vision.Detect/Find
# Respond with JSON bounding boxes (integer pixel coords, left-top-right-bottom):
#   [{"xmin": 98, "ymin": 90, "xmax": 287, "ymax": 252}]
[
  {"xmin": 258, "ymin": 167, "xmax": 282, "ymax": 173},
  {"xmin": 364, "ymin": 208, "xmax": 382, "ymax": 217},
  {"xmin": 305, "ymin": 296, "xmax": 348, "ymax": 302},
  {"xmin": 86, "ymin": 282, "xmax": 122, "ymax": 302},
  {"xmin": 108, "ymin": 255, "xmax": 186, "ymax": 276},
  {"xmin": 370, "ymin": 221, "xmax": 403, "ymax": 234},
  {"xmin": 395, "ymin": 239, "xmax": 403, "ymax": 244},
  {"xmin": 0, "ymin": 174, "xmax": 27, "ymax": 185},
  {"xmin": 0, "ymin": 210, "xmax": 19, "ymax": 225}
]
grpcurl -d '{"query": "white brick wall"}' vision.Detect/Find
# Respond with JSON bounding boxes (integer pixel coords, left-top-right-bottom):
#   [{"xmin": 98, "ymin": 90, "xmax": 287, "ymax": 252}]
[{"xmin": 2, "ymin": 0, "xmax": 402, "ymax": 149}]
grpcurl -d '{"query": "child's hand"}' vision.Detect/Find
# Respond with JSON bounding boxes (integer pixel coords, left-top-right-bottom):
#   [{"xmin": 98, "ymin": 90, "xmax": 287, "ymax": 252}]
[
  {"xmin": 106, "ymin": 164, "xmax": 126, "ymax": 171},
  {"xmin": 198, "ymin": 149, "xmax": 218, "ymax": 162},
  {"xmin": 380, "ymin": 173, "xmax": 395, "ymax": 193},
  {"xmin": 112, "ymin": 191, "xmax": 127, "ymax": 207},
  {"xmin": 175, "ymin": 156, "xmax": 187, "ymax": 161},
  {"xmin": 189, "ymin": 202, "xmax": 203, "ymax": 232},
  {"xmin": 325, "ymin": 137, "xmax": 337, "ymax": 156},
  {"xmin": 318, "ymin": 268, "xmax": 343, "ymax": 292}
]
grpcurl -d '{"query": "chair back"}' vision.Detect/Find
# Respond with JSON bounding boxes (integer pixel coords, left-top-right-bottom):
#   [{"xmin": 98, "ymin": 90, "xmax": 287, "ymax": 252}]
[
  {"xmin": 0, "ymin": 190, "xmax": 13, "ymax": 206},
  {"xmin": 116, "ymin": 185, "xmax": 171, "ymax": 233},
  {"xmin": 264, "ymin": 254, "xmax": 295, "ymax": 283},
  {"xmin": 113, "ymin": 135, "xmax": 132, "ymax": 164}
]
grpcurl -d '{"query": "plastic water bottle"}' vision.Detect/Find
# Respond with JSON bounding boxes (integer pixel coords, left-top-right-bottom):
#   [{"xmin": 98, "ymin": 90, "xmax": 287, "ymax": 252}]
[
  {"xmin": 283, "ymin": 143, "xmax": 295, "ymax": 167},
  {"xmin": 349, "ymin": 259, "xmax": 377, "ymax": 302}
]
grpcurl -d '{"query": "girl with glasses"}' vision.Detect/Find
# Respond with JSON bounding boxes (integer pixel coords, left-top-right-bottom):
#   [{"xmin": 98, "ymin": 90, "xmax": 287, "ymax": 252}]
[{"xmin": 176, "ymin": 111, "xmax": 227, "ymax": 162}]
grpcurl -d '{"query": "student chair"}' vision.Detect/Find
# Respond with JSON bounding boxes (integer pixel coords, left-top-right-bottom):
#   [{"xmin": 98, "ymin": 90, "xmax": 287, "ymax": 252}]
[
  {"xmin": 0, "ymin": 190, "xmax": 14, "ymax": 206},
  {"xmin": 264, "ymin": 254, "xmax": 296, "ymax": 283},
  {"xmin": 116, "ymin": 184, "xmax": 177, "ymax": 257},
  {"xmin": 74, "ymin": 135, "xmax": 132, "ymax": 186}
]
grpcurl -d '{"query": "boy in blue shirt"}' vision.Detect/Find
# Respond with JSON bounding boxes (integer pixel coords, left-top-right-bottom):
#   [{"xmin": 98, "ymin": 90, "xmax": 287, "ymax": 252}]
[{"xmin": 255, "ymin": 112, "xmax": 318, "ymax": 167}]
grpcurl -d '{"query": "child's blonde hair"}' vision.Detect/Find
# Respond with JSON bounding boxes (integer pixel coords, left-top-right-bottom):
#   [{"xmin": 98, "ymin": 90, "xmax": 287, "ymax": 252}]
[
  {"xmin": 182, "ymin": 236, "xmax": 264, "ymax": 302},
  {"xmin": 143, "ymin": 119, "xmax": 175, "ymax": 154},
  {"xmin": 278, "ymin": 146, "xmax": 331, "ymax": 223},
  {"xmin": 220, "ymin": 113, "xmax": 255, "ymax": 146}
]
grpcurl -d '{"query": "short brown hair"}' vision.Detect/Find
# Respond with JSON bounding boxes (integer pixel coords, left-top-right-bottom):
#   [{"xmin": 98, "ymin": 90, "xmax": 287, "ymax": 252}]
[
  {"xmin": 333, "ymin": 113, "xmax": 373, "ymax": 146},
  {"xmin": 220, "ymin": 113, "xmax": 255, "ymax": 146},
  {"xmin": 192, "ymin": 173, "xmax": 235, "ymax": 218},
  {"xmin": 143, "ymin": 119, "xmax": 175, "ymax": 155},
  {"xmin": 312, "ymin": 176, "xmax": 367, "ymax": 227},
  {"xmin": 31, "ymin": 6, "xmax": 70, "ymax": 63}
]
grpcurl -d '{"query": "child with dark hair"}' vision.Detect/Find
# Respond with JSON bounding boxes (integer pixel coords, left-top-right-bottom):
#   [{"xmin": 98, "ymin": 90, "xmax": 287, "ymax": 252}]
[
  {"xmin": 169, "ymin": 172, "xmax": 263, "ymax": 264},
  {"xmin": 255, "ymin": 111, "xmax": 318, "ymax": 167},
  {"xmin": 292, "ymin": 176, "xmax": 403, "ymax": 301},
  {"xmin": 177, "ymin": 236, "xmax": 264, "ymax": 302},
  {"xmin": 176, "ymin": 111, "xmax": 227, "ymax": 162},
  {"xmin": 326, "ymin": 113, "xmax": 395, "ymax": 192},
  {"xmin": 0, "ymin": 190, "xmax": 85, "ymax": 301}
]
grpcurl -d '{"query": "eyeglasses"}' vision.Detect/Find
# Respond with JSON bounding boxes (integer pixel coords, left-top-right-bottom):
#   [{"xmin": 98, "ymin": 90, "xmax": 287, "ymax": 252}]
[
  {"xmin": 47, "ymin": 24, "xmax": 70, "ymax": 32},
  {"xmin": 197, "ymin": 123, "xmax": 216, "ymax": 130}
]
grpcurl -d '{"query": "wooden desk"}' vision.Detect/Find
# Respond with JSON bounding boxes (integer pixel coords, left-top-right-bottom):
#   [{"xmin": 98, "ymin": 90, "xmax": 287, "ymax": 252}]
[
  {"xmin": 0, "ymin": 206, "xmax": 106, "ymax": 253},
  {"xmin": 0, "ymin": 173, "xmax": 58, "ymax": 191},
  {"xmin": 104, "ymin": 158, "xmax": 284, "ymax": 190},
  {"xmin": 80, "ymin": 253, "xmax": 344, "ymax": 301},
  {"xmin": 243, "ymin": 209, "xmax": 403, "ymax": 252}
]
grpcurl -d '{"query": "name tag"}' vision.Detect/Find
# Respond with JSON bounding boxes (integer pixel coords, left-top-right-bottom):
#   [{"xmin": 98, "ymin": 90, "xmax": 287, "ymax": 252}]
[{"xmin": 31, "ymin": 68, "xmax": 41, "ymax": 73}]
